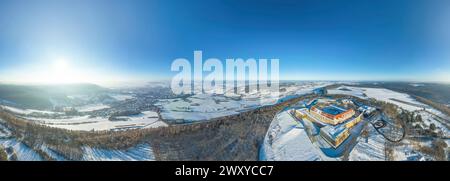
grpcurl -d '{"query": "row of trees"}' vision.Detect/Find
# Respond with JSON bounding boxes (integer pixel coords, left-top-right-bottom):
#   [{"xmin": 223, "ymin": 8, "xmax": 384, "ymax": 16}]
[{"xmin": 414, "ymin": 96, "xmax": 450, "ymax": 116}]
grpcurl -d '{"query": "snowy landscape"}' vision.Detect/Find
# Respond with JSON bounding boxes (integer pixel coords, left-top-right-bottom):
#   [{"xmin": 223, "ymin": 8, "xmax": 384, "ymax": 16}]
[
  {"xmin": 157, "ymin": 82, "xmax": 331, "ymax": 122},
  {"xmin": 328, "ymin": 86, "xmax": 450, "ymax": 137},
  {"xmin": 0, "ymin": 82, "xmax": 449, "ymax": 161},
  {"xmin": 262, "ymin": 85, "xmax": 449, "ymax": 161}
]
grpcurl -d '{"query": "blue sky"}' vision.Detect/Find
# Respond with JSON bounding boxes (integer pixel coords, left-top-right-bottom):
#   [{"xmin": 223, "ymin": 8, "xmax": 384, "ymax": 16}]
[{"xmin": 0, "ymin": 0, "xmax": 449, "ymax": 84}]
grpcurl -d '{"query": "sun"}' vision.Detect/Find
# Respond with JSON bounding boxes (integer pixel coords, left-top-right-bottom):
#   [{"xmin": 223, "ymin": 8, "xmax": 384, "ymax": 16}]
[
  {"xmin": 52, "ymin": 58, "xmax": 70, "ymax": 72},
  {"xmin": 47, "ymin": 58, "xmax": 85, "ymax": 84},
  {"xmin": 7, "ymin": 57, "xmax": 111, "ymax": 85}
]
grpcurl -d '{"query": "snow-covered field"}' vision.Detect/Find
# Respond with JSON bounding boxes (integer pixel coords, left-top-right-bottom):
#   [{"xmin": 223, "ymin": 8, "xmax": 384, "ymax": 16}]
[
  {"xmin": 109, "ymin": 94, "xmax": 134, "ymax": 101},
  {"xmin": 261, "ymin": 110, "xmax": 323, "ymax": 161},
  {"xmin": 329, "ymin": 86, "xmax": 427, "ymax": 112},
  {"xmin": 76, "ymin": 103, "xmax": 110, "ymax": 112},
  {"xmin": 26, "ymin": 111, "xmax": 167, "ymax": 131},
  {"xmin": 0, "ymin": 105, "xmax": 61, "ymax": 115},
  {"xmin": 82, "ymin": 143, "xmax": 155, "ymax": 161},
  {"xmin": 158, "ymin": 82, "xmax": 331, "ymax": 121}
]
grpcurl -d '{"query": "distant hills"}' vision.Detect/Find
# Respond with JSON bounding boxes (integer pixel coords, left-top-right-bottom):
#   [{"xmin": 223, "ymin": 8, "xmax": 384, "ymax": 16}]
[
  {"xmin": 0, "ymin": 83, "xmax": 109, "ymax": 109},
  {"xmin": 354, "ymin": 82, "xmax": 450, "ymax": 106}
]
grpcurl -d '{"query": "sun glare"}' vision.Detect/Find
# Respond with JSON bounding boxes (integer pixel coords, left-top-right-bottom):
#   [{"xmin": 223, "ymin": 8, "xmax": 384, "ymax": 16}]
[
  {"xmin": 52, "ymin": 58, "xmax": 70, "ymax": 72},
  {"xmin": 46, "ymin": 58, "xmax": 86, "ymax": 84},
  {"xmin": 6, "ymin": 57, "xmax": 119, "ymax": 86}
]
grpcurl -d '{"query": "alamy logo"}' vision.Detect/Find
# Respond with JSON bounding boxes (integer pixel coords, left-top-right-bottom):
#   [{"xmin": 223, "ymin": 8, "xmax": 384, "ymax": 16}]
[{"xmin": 171, "ymin": 51, "xmax": 280, "ymax": 100}]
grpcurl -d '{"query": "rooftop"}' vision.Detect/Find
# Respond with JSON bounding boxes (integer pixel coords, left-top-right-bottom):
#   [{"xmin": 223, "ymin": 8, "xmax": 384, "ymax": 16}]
[
  {"xmin": 321, "ymin": 105, "xmax": 347, "ymax": 116},
  {"xmin": 321, "ymin": 124, "xmax": 347, "ymax": 139}
]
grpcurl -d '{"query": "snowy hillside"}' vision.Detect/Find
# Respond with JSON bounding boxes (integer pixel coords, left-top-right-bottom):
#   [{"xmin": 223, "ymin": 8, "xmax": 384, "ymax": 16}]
[
  {"xmin": 349, "ymin": 125, "xmax": 385, "ymax": 161},
  {"xmin": 0, "ymin": 139, "xmax": 43, "ymax": 161},
  {"xmin": 82, "ymin": 143, "xmax": 155, "ymax": 161},
  {"xmin": 261, "ymin": 110, "xmax": 323, "ymax": 161}
]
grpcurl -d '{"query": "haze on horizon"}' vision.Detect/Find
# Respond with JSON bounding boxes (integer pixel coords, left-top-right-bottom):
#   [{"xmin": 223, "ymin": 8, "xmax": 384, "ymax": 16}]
[{"xmin": 0, "ymin": 0, "xmax": 449, "ymax": 85}]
